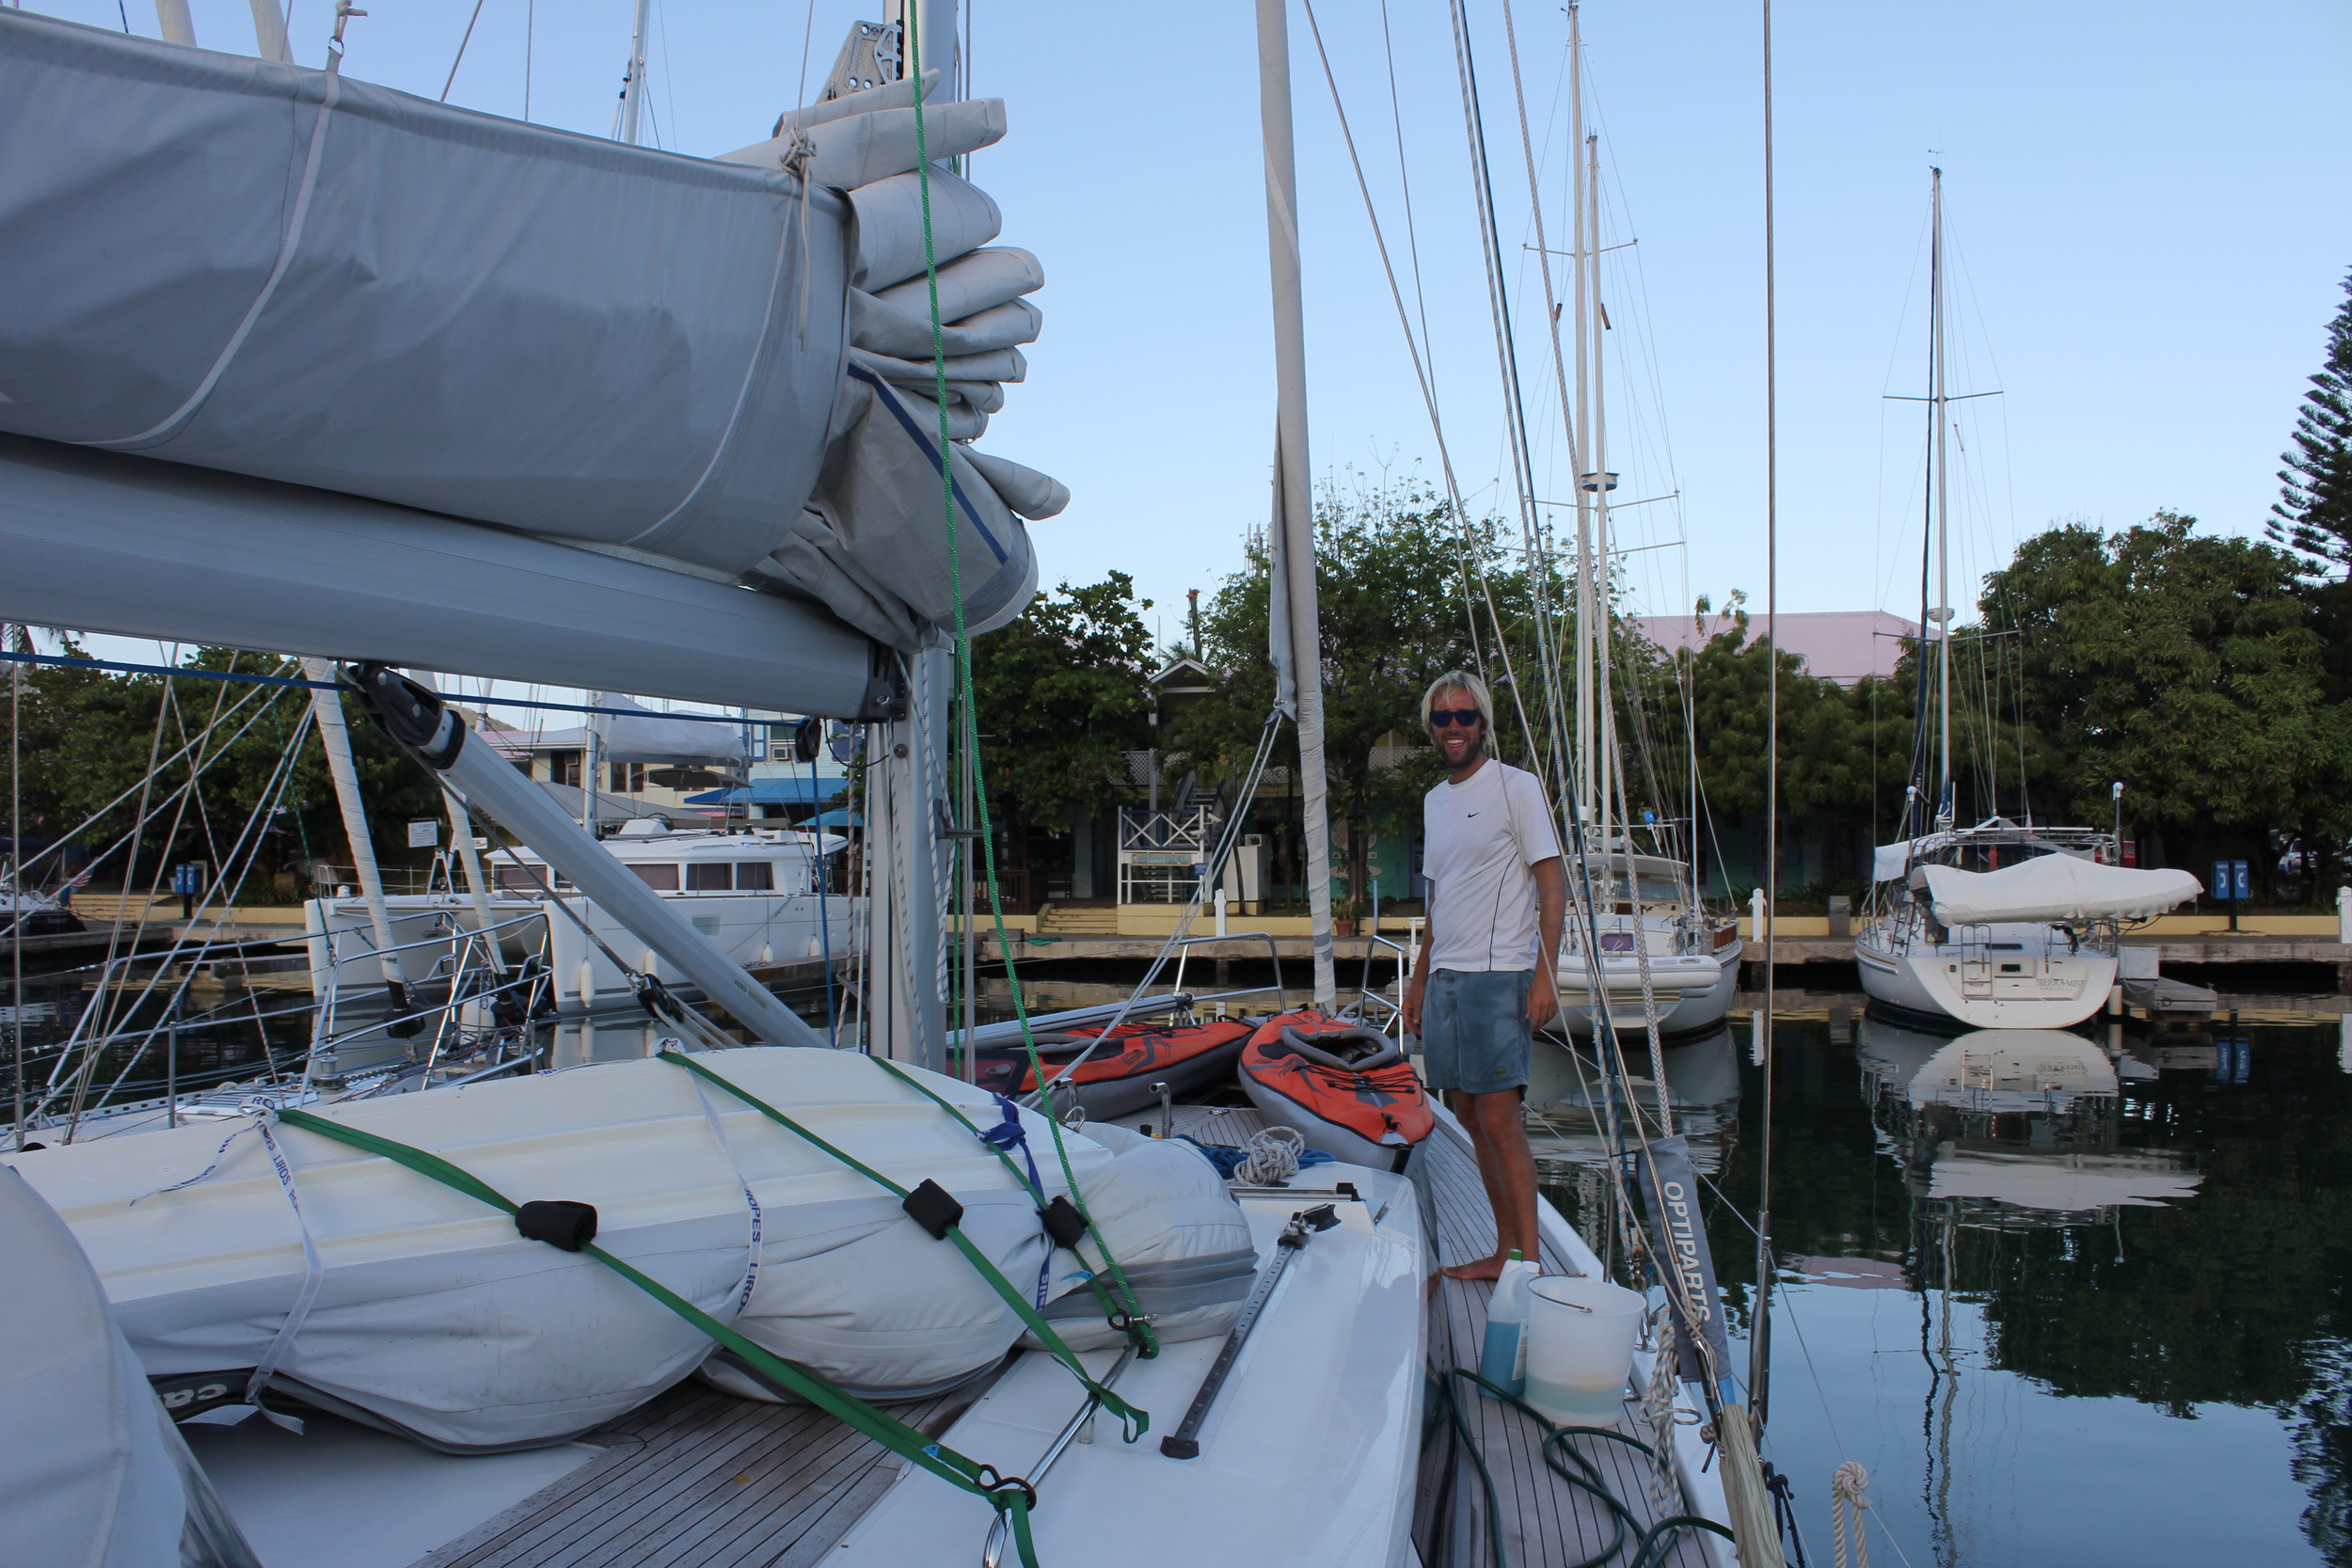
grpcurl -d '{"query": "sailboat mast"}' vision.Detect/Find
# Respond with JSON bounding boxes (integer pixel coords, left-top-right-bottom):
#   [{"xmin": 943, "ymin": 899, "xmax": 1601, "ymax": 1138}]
[
  {"xmin": 1931, "ymin": 166, "xmax": 1951, "ymax": 825},
  {"xmin": 1569, "ymin": 3, "xmax": 1596, "ymax": 833},
  {"xmin": 1589, "ymin": 133, "xmax": 1614, "ymax": 893},
  {"xmin": 1255, "ymin": 0, "xmax": 1337, "ymax": 1007},
  {"xmin": 619, "ymin": 0, "xmax": 651, "ymax": 145}
]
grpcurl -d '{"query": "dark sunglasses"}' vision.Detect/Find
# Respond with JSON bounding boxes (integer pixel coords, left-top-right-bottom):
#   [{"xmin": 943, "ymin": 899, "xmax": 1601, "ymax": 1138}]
[{"xmin": 1428, "ymin": 707, "xmax": 1483, "ymax": 727}]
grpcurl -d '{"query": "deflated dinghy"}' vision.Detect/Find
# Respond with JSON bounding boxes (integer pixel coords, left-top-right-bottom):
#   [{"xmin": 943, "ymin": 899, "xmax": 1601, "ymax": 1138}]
[
  {"xmin": 0, "ymin": 1168, "xmax": 260, "ymax": 1568},
  {"xmin": 974, "ymin": 1018, "xmax": 1251, "ymax": 1121},
  {"xmin": 1022, "ymin": 1124, "xmax": 1257, "ymax": 1353},
  {"xmin": 5, "ymin": 1048, "xmax": 1126, "ymax": 1450},
  {"xmin": 1240, "ymin": 1011, "xmax": 1434, "ymax": 1172}
]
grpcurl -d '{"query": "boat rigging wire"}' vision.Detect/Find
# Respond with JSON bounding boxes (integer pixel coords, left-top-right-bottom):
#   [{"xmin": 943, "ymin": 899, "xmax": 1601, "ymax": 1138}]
[
  {"xmin": 0, "ymin": 648, "xmax": 767, "ymax": 725},
  {"xmin": 438, "ymin": 0, "xmax": 486, "ymax": 103},
  {"xmin": 905, "ymin": 6, "xmax": 1159, "ymax": 1366},
  {"xmin": 1750, "ymin": 0, "xmax": 1782, "ymax": 1435}
]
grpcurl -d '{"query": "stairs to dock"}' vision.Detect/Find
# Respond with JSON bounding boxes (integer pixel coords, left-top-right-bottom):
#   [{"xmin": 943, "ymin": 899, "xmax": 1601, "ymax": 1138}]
[{"xmin": 1036, "ymin": 903, "xmax": 1119, "ymax": 936}]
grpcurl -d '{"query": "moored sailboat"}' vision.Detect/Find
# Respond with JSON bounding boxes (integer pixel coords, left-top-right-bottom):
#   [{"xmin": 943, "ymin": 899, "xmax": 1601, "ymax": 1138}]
[{"xmin": 1852, "ymin": 172, "xmax": 2197, "ymax": 1033}]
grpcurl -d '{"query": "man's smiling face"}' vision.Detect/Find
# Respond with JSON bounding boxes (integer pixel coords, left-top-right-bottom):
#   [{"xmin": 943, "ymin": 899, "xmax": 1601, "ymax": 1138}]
[{"xmin": 1428, "ymin": 689, "xmax": 1484, "ymax": 768}]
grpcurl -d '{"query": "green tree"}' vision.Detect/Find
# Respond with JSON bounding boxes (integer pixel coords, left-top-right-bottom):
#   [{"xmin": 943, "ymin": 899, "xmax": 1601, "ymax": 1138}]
[
  {"xmin": 8, "ymin": 644, "xmax": 439, "ymax": 897},
  {"xmin": 1656, "ymin": 596, "xmax": 1875, "ymax": 891},
  {"xmin": 1980, "ymin": 512, "xmax": 2352, "ymax": 888},
  {"xmin": 968, "ymin": 574, "xmax": 1157, "ymax": 893},
  {"xmin": 1172, "ymin": 480, "xmax": 1507, "ymax": 911},
  {"xmin": 2268, "ymin": 269, "xmax": 2352, "ymax": 575}
]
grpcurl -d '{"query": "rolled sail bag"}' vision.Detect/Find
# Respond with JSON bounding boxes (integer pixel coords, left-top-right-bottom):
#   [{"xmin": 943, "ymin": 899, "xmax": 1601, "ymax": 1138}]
[
  {"xmin": 1024, "ymin": 1123, "xmax": 1258, "ymax": 1353},
  {"xmin": 7, "ymin": 1049, "xmax": 1097, "ymax": 1450}
]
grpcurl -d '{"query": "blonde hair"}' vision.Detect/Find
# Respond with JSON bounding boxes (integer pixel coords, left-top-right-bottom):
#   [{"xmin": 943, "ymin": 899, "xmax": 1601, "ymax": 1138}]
[{"xmin": 1420, "ymin": 671, "xmax": 1495, "ymax": 736}]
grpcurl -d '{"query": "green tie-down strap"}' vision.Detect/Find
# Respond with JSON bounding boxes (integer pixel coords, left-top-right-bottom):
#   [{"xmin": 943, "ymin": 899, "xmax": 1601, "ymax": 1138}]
[
  {"xmin": 854, "ymin": 1052, "xmax": 1160, "ymax": 1359},
  {"xmin": 654, "ymin": 1052, "xmax": 1152, "ymax": 1433},
  {"xmin": 269, "ymin": 1107, "xmax": 1048, "ymax": 1568}
]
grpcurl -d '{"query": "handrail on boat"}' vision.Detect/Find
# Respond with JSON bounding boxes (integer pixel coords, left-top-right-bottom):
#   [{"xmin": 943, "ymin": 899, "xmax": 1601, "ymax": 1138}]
[{"xmin": 1168, "ymin": 931, "xmax": 1286, "ymax": 1013}]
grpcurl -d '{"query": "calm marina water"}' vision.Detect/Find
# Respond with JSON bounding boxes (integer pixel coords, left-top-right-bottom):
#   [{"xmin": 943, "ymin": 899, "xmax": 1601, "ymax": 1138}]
[{"xmin": 1537, "ymin": 1005, "xmax": 2352, "ymax": 1568}]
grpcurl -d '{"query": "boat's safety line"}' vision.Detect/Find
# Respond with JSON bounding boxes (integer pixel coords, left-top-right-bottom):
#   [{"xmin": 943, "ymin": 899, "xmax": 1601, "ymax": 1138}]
[
  {"xmin": 655, "ymin": 1051, "xmax": 1149, "ymax": 1434},
  {"xmin": 264, "ymin": 1106, "xmax": 1054, "ymax": 1568}
]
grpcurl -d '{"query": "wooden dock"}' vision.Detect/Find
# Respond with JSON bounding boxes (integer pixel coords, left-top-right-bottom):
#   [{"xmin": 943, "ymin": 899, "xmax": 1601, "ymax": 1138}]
[{"xmin": 391, "ymin": 1101, "xmax": 1705, "ymax": 1568}]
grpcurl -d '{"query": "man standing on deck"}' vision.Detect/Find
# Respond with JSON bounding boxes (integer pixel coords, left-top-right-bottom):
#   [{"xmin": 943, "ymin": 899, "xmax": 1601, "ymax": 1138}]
[{"xmin": 1400, "ymin": 671, "xmax": 1565, "ymax": 1281}]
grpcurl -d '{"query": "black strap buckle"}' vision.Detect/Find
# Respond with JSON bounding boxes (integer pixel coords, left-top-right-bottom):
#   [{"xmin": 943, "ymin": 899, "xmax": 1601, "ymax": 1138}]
[
  {"xmin": 975, "ymin": 1466, "xmax": 1039, "ymax": 1510},
  {"xmin": 901, "ymin": 1179, "xmax": 965, "ymax": 1241},
  {"xmin": 1038, "ymin": 1195, "xmax": 1089, "ymax": 1249}
]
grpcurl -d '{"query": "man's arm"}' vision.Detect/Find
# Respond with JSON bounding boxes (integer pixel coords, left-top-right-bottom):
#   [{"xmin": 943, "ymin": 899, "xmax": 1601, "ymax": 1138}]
[{"xmin": 1527, "ymin": 856, "xmax": 1565, "ymax": 1028}]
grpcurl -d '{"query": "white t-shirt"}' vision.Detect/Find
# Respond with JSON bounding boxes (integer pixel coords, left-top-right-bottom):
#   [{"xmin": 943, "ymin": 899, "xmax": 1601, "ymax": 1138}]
[{"xmin": 1422, "ymin": 760, "xmax": 1563, "ymax": 973}]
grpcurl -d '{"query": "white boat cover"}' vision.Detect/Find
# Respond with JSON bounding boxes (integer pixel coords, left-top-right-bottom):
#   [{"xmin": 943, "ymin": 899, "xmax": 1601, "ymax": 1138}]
[
  {"xmin": 587, "ymin": 692, "xmax": 749, "ymax": 766},
  {"xmin": 1022, "ymin": 1124, "xmax": 1256, "ymax": 1353},
  {"xmin": 0, "ymin": 10, "xmax": 1061, "ymax": 659},
  {"xmin": 6, "ymin": 1050, "xmax": 1126, "ymax": 1451},
  {"xmin": 0, "ymin": 1168, "xmax": 259, "ymax": 1568},
  {"xmin": 1871, "ymin": 839, "xmax": 1930, "ymax": 882},
  {"xmin": 1919, "ymin": 858, "xmax": 2201, "ymax": 926}
]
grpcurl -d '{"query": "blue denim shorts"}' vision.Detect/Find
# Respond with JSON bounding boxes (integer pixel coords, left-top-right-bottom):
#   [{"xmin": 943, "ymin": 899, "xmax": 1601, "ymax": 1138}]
[{"xmin": 1420, "ymin": 968, "xmax": 1533, "ymax": 1095}]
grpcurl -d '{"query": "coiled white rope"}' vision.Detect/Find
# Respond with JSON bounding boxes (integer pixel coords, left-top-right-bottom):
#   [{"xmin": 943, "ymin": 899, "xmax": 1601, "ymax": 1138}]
[
  {"xmin": 1641, "ymin": 1306, "xmax": 1683, "ymax": 1521},
  {"xmin": 1831, "ymin": 1461, "xmax": 1871, "ymax": 1568},
  {"xmin": 1232, "ymin": 1125, "xmax": 1306, "ymax": 1186}
]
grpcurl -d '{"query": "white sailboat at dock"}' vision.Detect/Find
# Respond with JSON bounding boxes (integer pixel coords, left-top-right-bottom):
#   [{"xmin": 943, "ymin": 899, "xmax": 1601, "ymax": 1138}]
[{"xmin": 1852, "ymin": 171, "xmax": 2201, "ymax": 1034}]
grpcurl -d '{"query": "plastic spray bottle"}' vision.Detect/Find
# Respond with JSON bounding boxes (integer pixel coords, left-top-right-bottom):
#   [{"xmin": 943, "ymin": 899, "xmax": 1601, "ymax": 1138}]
[{"xmin": 1478, "ymin": 1251, "xmax": 1541, "ymax": 1398}]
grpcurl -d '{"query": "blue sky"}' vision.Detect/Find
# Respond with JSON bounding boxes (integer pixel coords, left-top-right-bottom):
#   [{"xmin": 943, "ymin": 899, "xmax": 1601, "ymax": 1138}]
[{"xmin": 34, "ymin": 1, "xmax": 2352, "ymax": 654}]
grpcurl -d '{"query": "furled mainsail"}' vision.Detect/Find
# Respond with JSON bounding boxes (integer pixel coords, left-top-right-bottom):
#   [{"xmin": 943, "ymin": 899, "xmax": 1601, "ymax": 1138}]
[{"xmin": 0, "ymin": 9, "xmax": 1062, "ymax": 670}]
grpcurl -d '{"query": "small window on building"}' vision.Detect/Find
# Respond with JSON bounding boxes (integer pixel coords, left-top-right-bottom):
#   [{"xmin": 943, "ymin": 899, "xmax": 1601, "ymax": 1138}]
[
  {"xmin": 612, "ymin": 762, "xmax": 645, "ymax": 793},
  {"xmin": 630, "ymin": 863, "xmax": 680, "ymax": 891},
  {"xmin": 687, "ymin": 863, "xmax": 732, "ymax": 892},
  {"xmin": 550, "ymin": 750, "xmax": 582, "ymax": 787},
  {"xmin": 735, "ymin": 862, "xmax": 773, "ymax": 891},
  {"xmin": 513, "ymin": 758, "xmax": 533, "ymax": 776},
  {"xmin": 495, "ymin": 865, "xmax": 538, "ymax": 892}
]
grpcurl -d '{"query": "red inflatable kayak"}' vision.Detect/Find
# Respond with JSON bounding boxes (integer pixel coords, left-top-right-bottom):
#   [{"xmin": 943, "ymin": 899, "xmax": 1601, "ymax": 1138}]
[
  {"xmin": 974, "ymin": 1017, "xmax": 1251, "ymax": 1121},
  {"xmin": 1239, "ymin": 1009, "xmax": 1434, "ymax": 1171}
]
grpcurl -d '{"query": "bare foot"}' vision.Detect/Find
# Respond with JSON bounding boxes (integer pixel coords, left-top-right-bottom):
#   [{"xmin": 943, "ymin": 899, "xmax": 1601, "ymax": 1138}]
[{"xmin": 1441, "ymin": 1252, "xmax": 1510, "ymax": 1282}]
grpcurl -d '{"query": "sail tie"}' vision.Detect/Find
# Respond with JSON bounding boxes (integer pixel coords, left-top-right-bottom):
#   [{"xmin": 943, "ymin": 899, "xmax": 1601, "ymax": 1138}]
[
  {"xmin": 132, "ymin": 1100, "xmax": 325, "ymax": 1433},
  {"xmin": 92, "ymin": 71, "xmax": 343, "ymax": 451}
]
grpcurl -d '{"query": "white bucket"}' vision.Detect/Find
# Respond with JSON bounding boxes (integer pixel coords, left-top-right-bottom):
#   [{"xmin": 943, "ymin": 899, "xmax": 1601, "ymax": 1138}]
[{"xmin": 1523, "ymin": 1275, "xmax": 1645, "ymax": 1427}]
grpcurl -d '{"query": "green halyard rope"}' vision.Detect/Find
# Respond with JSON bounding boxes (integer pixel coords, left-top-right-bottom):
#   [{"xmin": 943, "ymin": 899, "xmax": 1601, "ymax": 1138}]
[
  {"xmin": 655, "ymin": 1051, "xmax": 1146, "ymax": 1438},
  {"xmin": 271, "ymin": 1107, "xmax": 1044, "ymax": 1566},
  {"xmin": 902, "ymin": 9, "xmax": 1157, "ymax": 1360}
]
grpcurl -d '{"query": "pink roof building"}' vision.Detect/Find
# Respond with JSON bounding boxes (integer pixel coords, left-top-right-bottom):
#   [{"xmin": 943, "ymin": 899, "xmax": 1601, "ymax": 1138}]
[{"xmin": 1632, "ymin": 610, "xmax": 1923, "ymax": 687}]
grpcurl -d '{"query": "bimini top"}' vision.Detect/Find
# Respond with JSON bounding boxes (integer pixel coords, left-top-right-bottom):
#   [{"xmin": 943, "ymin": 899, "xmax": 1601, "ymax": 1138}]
[{"xmin": 1915, "ymin": 857, "xmax": 2201, "ymax": 926}]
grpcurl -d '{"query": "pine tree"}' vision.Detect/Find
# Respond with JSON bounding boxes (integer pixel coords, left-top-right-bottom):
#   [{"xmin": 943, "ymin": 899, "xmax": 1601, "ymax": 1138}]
[{"xmin": 2267, "ymin": 268, "xmax": 2352, "ymax": 573}]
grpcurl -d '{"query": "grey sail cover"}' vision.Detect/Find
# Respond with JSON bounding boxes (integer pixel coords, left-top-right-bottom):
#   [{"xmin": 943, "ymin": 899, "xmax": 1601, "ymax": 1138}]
[
  {"xmin": 588, "ymin": 692, "xmax": 751, "ymax": 766},
  {"xmin": 0, "ymin": 9, "xmax": 1060, "ymax": 657}
]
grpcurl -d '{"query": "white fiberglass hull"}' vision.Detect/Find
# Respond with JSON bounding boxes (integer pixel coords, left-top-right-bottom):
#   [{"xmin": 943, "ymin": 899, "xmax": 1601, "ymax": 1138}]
[
  {"xmin": 1554, "ymin": 942, "xmax": 1741, "ymax": 1038},
  {"xmin": 831, "ymin": 1164, "xmax": 1425, "ymax": 1568},
  {"xmin": 1855, "ymin": 920, "xmax": 2118, "ymax": 1031},
  {"xmin": 304, "ymin": 892, "xmax": 862, "ymax": 1014}
]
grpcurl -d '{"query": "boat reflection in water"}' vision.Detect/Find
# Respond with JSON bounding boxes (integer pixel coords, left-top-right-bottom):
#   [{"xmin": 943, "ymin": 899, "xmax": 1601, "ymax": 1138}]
[
  {"xmin": 1856, "ymin": 1018, "xmax": 2201, "ymax": 1227},
  {"xmin": 1522, "ymin": 1025, "xmax": 1740, "ymax": 1175}
]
